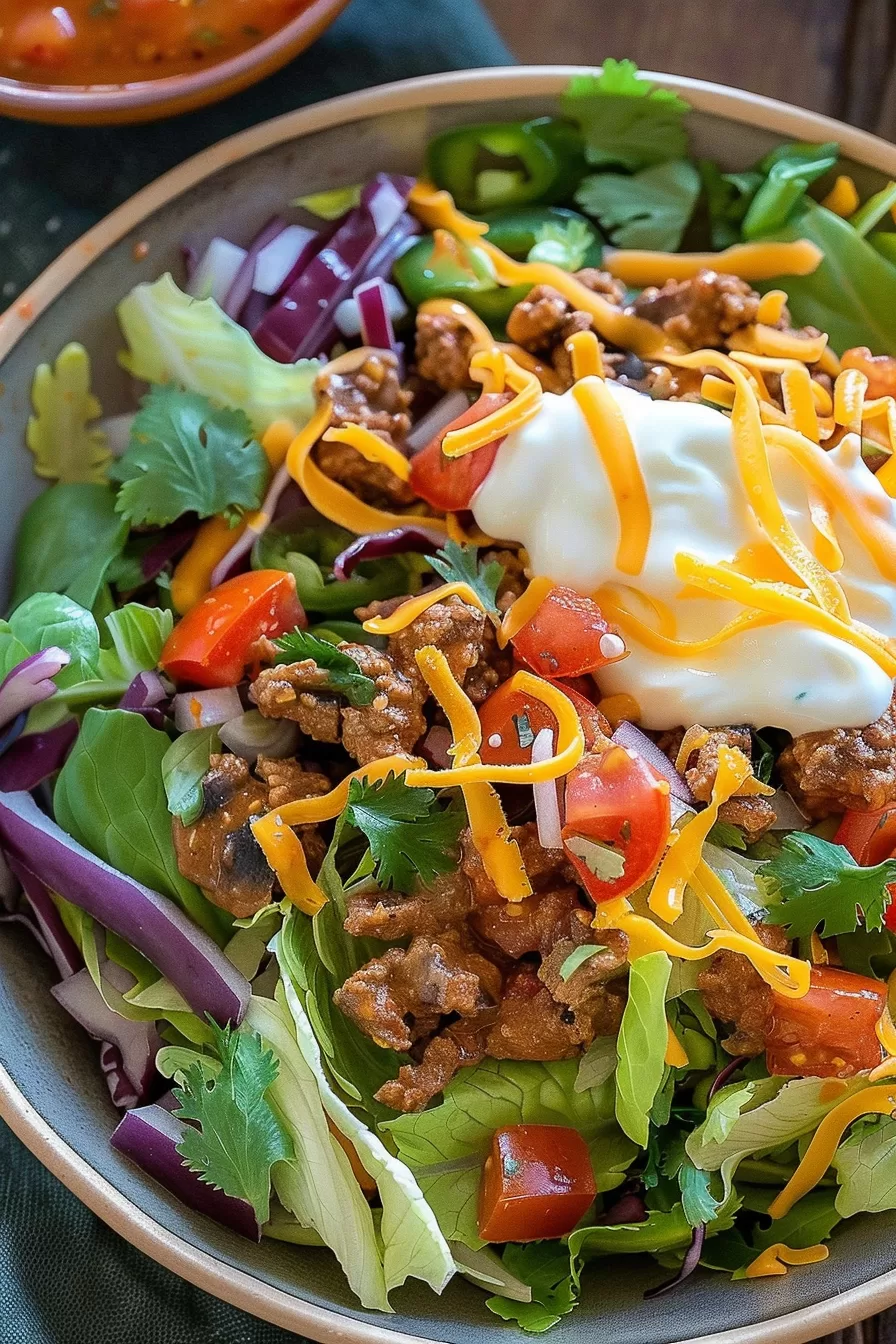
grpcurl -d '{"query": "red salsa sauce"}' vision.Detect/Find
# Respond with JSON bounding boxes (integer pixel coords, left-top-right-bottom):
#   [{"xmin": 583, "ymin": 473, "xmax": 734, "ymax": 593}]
[{"xmin": 0, "ymin": 0, "xmax": 310, "ymax": 85}]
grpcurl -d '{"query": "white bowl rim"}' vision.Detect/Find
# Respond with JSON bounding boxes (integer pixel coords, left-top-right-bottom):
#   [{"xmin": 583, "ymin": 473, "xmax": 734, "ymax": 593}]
[{"xmin": 4, "ymin": 64, "xmax": 896, "ymax": 1344}]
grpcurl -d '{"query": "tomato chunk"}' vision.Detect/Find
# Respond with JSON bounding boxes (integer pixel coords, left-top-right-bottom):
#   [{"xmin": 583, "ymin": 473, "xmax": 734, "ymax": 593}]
[
  {"xmin": 562, "ymin": 745, "xmax": 671, "ymax": 903},
  {"xmin": 512, "ymin": 586, "xmax": 627, "ymax": 680},
  {"xmin": 160, "ymin": 569, "xmax": 305, "ymax": 688},
  {"xmin": 834, "ymin": 808, "xmax": 896, "ymax": 930},
  {"xmin": 409, "ymin": 392, "xmax": 510, "ymax": 512},
  {"xmin": 478, "ymin": 1125, "xmax": 596, "ymax": 1243},
  {"xmin": 766, "ymin": 966, "xmax": 887, "ymax": 1079},
  {"xmin": 478, "ymin": 679, "xmax": 609, "ymax": 766}
]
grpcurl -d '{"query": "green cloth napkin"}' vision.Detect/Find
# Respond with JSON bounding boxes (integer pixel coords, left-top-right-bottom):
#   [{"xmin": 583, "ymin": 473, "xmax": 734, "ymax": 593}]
[{"xmin": 0, "ymin": 2, "xmax": 510, "ymax": 1338}]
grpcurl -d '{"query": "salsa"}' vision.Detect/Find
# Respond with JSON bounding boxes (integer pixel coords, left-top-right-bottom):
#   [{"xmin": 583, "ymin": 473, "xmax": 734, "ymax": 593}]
[{"xmin": 0, "ymin": 0, "xmax": 309, "ymax": 85}]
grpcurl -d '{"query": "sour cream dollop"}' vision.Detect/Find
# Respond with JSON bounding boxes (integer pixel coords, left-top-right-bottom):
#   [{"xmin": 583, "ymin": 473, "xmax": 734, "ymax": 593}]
[{"xmin": 471, "ymin": 380, "xmax": 896, "ymax": 734}]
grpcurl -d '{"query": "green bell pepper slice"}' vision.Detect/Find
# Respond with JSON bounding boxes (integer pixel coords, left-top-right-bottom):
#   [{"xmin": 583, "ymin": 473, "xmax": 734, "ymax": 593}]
[
  {"xmin": 393, "ymin": 233, "xmax": 498, "ymax": 308},
  {"xmin": 425, "ymin": 117, "xmax": 583, "ymax": 213}
]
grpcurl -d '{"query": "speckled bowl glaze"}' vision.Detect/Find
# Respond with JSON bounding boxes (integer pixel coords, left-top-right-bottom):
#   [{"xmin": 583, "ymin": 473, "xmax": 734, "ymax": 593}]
[
  {"xmin": 2, "ymin": 67, "xmax": 896, "ymax": 1344},
  {"xmin": 0, "ymin": 0, "xmax": 349, "ymax": 126}
]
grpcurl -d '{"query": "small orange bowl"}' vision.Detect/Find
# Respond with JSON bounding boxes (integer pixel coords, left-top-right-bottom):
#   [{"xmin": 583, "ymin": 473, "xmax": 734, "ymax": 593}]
[{"xmin": 0, "ymin": 0, "xmax": 350, "ymax": 126}]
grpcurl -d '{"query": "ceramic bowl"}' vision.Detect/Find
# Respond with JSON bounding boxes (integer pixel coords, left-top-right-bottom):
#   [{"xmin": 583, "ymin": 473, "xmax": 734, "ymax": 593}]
[
  {"xmin": 0, "ymin": 0, "xmax": 349, "ymax": 126},
  {"xmin": 2, "ymin": 66, "xmax": 896, "ymax": 1344}
]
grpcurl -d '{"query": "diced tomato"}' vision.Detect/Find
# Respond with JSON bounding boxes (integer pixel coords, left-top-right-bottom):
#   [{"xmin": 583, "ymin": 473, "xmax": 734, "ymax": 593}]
[
  {"xmin": 160, "ymin": 569, "xmax": 306, "ymax": 688},
  {"xmin": 10, "ymin": 9, "xmax": 76, "ymax": 66},
  {"xmin": 478, "ymin": 680, "xmax": 609, "ymax": 767},
  {"xmin": 512, "ymin": 586, "xmax": 627, "ymax": 680},
  {"xmin": 562, "ymin": 745, "xmax": 671, "ymax": 903},
  {"xmin": 766, "ymin": 966, "xmax": 887, "ymax": 1078},
  {"xmin": 409, "ymin": 392, "xmax": 510, "ymax": 512},
  {"xmin": 478, "ymin": 1124, "xmax": 596, "ymax": 1243},
  {"xmin": 834, "ymin": 808, "xmax": 896, "ymax": 930}
]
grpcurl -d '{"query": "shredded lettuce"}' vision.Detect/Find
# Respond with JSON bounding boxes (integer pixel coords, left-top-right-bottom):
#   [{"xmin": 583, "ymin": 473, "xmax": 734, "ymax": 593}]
[
  {"xmin": 11, "ymin": 483, "xmax": 128, "ymax": 610},
  {"xmin": 834, "ymin": 1116, "xmax": 896, "ymax": 1216},
  {"xmin": 485, "ymin": 1243, "xmax": 579, "ymax": 1334},
  {"xmin": 26, "ymin": 343, "xmax": 112, "ymax": 485},
  {"xmin": 614, "ymin": 951, "xmax": 672, "ymax": 1147},
  {"xmin": 116, "ymin": 274, "xmax": 319, "ymax": 434}
]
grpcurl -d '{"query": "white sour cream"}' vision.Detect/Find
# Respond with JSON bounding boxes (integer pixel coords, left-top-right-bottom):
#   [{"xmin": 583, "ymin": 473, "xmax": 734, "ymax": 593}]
[{"xmin": 471, "ymin": 381, "xmax": 896, "ymax": 734}]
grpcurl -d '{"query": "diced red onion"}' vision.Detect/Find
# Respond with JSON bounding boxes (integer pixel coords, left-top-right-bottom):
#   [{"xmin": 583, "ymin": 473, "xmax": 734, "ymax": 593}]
[
  {"xmin": 531, "ymin": 727, "xmax": 563, "ymax": 850},
  {"xmin": 356, "ymin": 277, "xmax": 402, "ymax": 352},
  {"xmin": 187, "ymin": 238, "xmax": 249, "ymax": 306},
  {"xmin": 644, "ymin": 1224, "xmax": 706, "ymax": 1299},
  {"xmin": 611, "ymin": 721, "xmax": 696, "ymax": 805},
  {"xmin": 100, "ymin": 1041, "xmax": 141, "ymax": 1110},
  {"xmin": 592, "ymin": 1185, "xmax": 648, "ymax": 1226},
  {"xmin": 222, "ymin": 216, "xmax": 286, "ymax": 320},
  {"xmin": 333, "ymin": 524, "xmax": 445, "ymax": 580},
  {"xmin": 140, "ymin": 523, "xmax": 197, "ymax": 582},
  {"xmin": 173, "ymin": 687, "xmax": 243, "ymax": 733},
  {"xmin": 209, "ymin": 463, "xmax": 292, "ymax": 590},
  {"xmin": 111, "ymin": 1104, "xmax": 262, "ymax": 1240},
  {"xmin": 0, "ymin": 648, "xmax": 70, "ymax": 730},
  {"xmin": 0, "ymin": 791, "xmax": 250, "ymax": 1025},
  {"xmin": 218, "ymin": 711, "xmax": 300, "ymax": 764},
  {"xmin": 405, "ymin": 391, "xmax": 471, "ymax": 453},
  {"xmin": 98, "ymin": 412, "xmax": 136, "ymax": 457},
  {"xmin": 7, "ymin": 853, "xmax": 81, "ymax": 978},
  {"xmin": 708, "ymin": 1055, "xmax": 747, "ymax": 1100},
  {"xmin": 334, "ymin": 281, "xmax": 408, "ymax": 340},
  {"xmin": 420, "ymin": 725, "xmax": 452, "ymax": 771},
  {"xmin": 120, "ymin": 671, "xmax": 168, "ymax": 730},
  {"xmin": 768, "ymin": 788, "xmax": 811, "ymax": 831},
  {"xmin": 254, "ymin": 225, "xmax": 319, "ymax": 296},
  {"xmin": 0, "ymin": 711, "xmax": 27, "ymax": 757},
  {"xmin": 52, "ymin": 967, "xmax": 160, "ymax": 1102},
  {"xmin": 0, "ymin": 718, "xmax": 79, "ymax": 793}
]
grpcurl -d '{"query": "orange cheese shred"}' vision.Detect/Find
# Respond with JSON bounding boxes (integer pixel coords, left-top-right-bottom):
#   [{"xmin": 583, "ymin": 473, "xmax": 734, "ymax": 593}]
[
  {"xmin": 768, "ymin": 1084, "xmax": 896, "ymax": 1219},
  {"xmin": 497, "ymin": 576, "xmax": 555, "ymax": 649},
  {"xmin": 269, "ymin": 755, "xmax": 423, "ymax": 827},
  {"xmin": 833, "ymin": 367, "xmax": 869, "ymax": 434},
  {"xmin": 755, "ymin": 290, "xmax": 788, "ymax": 326},
  {"xmin": 321, "ymin": 423, "xmax": 411, "ymax": 482},
  {"xmin": 727, "ymin": 324, "xmax": 829, "ymax": 364},
  {"xmin": 566, "ymin": 329, "xmax": 604, "ymax": 380},
  {"xmin": 362, "ymin": 582, "xmax": 489, "ymax": 636},
  {"xmin": 598, "ymin": 585, "xmax": 778, "ymax": 658},
  {"xmin": 779, "ymin": 365, "xmax": 819, "ymax": 442},
  {"xmin": 665, "ymin": 1020, "xmax": 689, "ymax": 1068},
  {"xmin": 602, "ymin": 240, "xmax": 822, "ymax": 287},
  {"xmin": 674, "ymin": 726, "xmax": 710, "ymax": 773},
  {"xmin": 595, "ymin": 693, "xmax": 642, "ymax": 729},
  {"xmin": 442, "ymin": 350, "xmax": 543, "ymax": 458},
  {"xmin": 821, "ymin": 174, "xmax": 860, "ymax": 217},
  {"xmin": 744, "ymin": 1244, "xmax": 829, "ymax": 1279},
  {"xmin": 250, "ymin": 811, "xmax": 327, "ymax": 915},
  {"xmin": 572, "ymin": 376, "xmax": 652, "ymax": 577}
]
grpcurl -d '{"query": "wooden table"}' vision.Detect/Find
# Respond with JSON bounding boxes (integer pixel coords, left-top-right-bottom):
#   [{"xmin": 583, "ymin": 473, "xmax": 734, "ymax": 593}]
[{"xmin": 480, "ymin": 3, "xmax": 895, "ymax": 1339}]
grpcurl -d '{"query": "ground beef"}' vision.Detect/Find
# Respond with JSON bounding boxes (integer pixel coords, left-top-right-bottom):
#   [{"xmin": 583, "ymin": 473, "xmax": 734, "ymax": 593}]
[
  {"xmin": 659, "ymin": 725, "xmax": 776, "ymax": 839},
  {"xmin": 338, "ymin": 641, "xmax": 427, "ymax": 765},
  {"xmin": 172, "ymin": 754, "xmax": 327, "ymax": 918},
  {"xmin": 697, "ymin": 922, "xmax": 790, "ymax": 1056},
  {"xmin": 315, "ymin": 351, "xmax": 413, "ymax": 444},
  {"xmin": 631, "ymin": 270, "xmax": 760, "ymax": 351},
  {"xmin": 470, "ymin": 885, "xmax": 591, "ymax": 958},
  {"xmin": 388, "ymin": 595, "xmax": 487, "ymax": 694},
  {"xmin": 375, "ymin": 1021, "xmax": 487, "ymax": 1112},
  {"xmin": 344, "ymin": 872, "xmax": 473, "ymax": 940},
  {"xmin": 486, "ymin": 548, "xmax": 528, "ymax": 608},
  {"xmin": 576, "ymin": 268, "xmax": 627, "ymax": 306},
  {"xmin": 506, "ymin": 284, "xmax": 573, "ymax": 352},
  {"xmin": 485, "ymin": 965, "xmax": 582, "ymax": 1060},
  {"xmin": 314, "ymin": 438, "xmax": 415, "ymax": 507},
  {"xmin": 334, "ymin": 931, "xmax": 502, "ymax": 1052},
  {"xmin": 414, "ymin": 310, "xmax": 477, "ymax": 391},
  {"xmin": 778, "ymin": 691, "xmax": 896, "ymax": 817},
  {"xmin": 461, "ymin": 822, "xmax": 576, "ymax": 906},
  {"xmin": 250, "ymin": 663, "xmax": 342, "ymax": 742},
  {"xmin": 538, "ymin": 928, "xmax": 630, "ymax": 1039}
]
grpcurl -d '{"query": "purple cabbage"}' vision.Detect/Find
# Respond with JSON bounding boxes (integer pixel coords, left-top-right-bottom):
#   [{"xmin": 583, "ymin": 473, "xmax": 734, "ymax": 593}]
[
  {"xmin": 254, "ymin": 175, "xmax": 415, "ymax": 363},
  {"xmin": 111, "ymin": 1104, "xmax": 261, "ymax": 1240},
  {"xmin": 0, "ymin": 791, "xmax": 250, "ymax": 1025},
  {"xmin": 593, "ymin": 1184, "xmax": 648, "ymax": 1226},
  {"xmin": 140, "ymin": 524, "xmax": 198, "ymax": 583},
  {"xmin": 0, "ymin": 711, "xmax": 27, "ymax": 757},
  {"xmin": 222, "ymin": 216, "xmax": 287, "ymax": 320},
  {"xmin": 708, "ymin": 1055, "xmax": 748, "ymax": 1100},
  {"xmin": 0, "ymin": 649, "xmax": 70, "ymax": 729},
  {"xmin": 120, "ymin": 671, "xmax": 169, "ymax": 729},
  {"xmin": 333, "ymin": 524, "xmax": 445, "ymax": 580},
  {"xmin": 100, "ymin": 1041, "xmax": 142, "ymax": 1110},
  {"xmin": 0, "ymin": 718, "xmax": 79, "ymax": 793},
  {"xmin": 52, "ymin": 967, "xmax": 160, "ymax": 1104},
  {"xmin": 6, "ymin": 854, "xmax": 81, "ymax": 978}
]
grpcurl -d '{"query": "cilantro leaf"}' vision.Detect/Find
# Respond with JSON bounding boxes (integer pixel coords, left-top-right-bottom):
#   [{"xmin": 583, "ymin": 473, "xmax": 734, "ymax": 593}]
[
  {"xmin": 486, "ymin": 1242, "xmax": 579, "ymax": 1334},
  {"xmin": 273, "ymin": 629, "xmax": 376, "ymax": 707},
  {"xmin": 706, "ymin": 819, "xmax": 747, "ymax": 852},
  {"xmin": 173, "ymin": 1021, "xmax": 293, "ymax": 1224},
  {"xmin": 528, "ymin": 217, "xmax": 595, "ymax": 271},
  {"xmin": 562, "ymin": 61, "xmax": 690, "ymax": 170},
  {"xmin": 558, "ymin": 943, "xmax": 607, "ymax": 981},
  {"xmin": 661, "ymin": 1132, "xmax": 722, "ymax": 1227},
  {"xmin": 576, "ymin": 160, "xmax": 702, "ymax": 252},
  {"xmin": 110, "ymin": 385, "xmax": 269, "ymax": 527},
  {"xmin": 344, "ymin": 773, "xmax": 464, "ymax": 890},
  {"xmin": 27, "ymin": 342, "xmax": 112, "ymax": 485},
  {"xmin": 762, "ymin": 831, "xmax": 896, "ymax": 938},
  {"xmin": 428, "ymin": 540, "xmax": 504, "ymax": 616}
]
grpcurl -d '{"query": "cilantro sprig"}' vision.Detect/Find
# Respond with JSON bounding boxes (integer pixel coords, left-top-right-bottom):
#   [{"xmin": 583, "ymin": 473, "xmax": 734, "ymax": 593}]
[
  {"xmin": 273, "ymin": 629, "xmax": 376, "ymax": 707},
  {"xmin": 344, "ymin": 773, "xmax": 465, "ymax": 890},
  {"xmin": 761, "ymin": 831, "xmax": 896, "ymax": 938},
  {"xmin": 173, "ymin": 1022, "xmax": 292, "ymax": 1225},
  {"xmin": 429, "ymin": 540, "xmax": 504, "ymax": 616},
  {"xmin": 575, "ymin": 159, "xmax": 701, "ymax": 253},
  {"xmin": 562, "ymin": 60, "xmax": 691, "ymax": 171},
  {"xmin": 110, "ymin": 385, "xmax": 269, "ymax": 527}
]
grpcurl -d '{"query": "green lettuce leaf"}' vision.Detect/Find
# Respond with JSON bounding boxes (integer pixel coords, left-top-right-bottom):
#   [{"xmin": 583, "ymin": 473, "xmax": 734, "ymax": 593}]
[
  {"xmin": 117, "ymin": 274, "xmax": 319, "ymax": 434},
  {"xmin": 26, "ymin": 343, "xmax": 112, "ymax": 485},
  {"xmin": 615, "ymin": 951, "xmax": 672, "ymax": 1147},
  {"xmin": 569, "ymin": 1205, "xmax": 694, "ymax": 1263},
  {"xmin": 575, "ymin": 1035, "xmax": 618, "ymax": 1093},
  {"xmin": 576, "ymin": 160, "xmax": 701, "ymax": 251},
  {"xmin": 53, "ymin": 708, "xmax": 229, "ymax": 941},
  {"xmin": 486, "ymin": 1243, "xmax": 578, "ymax": 1334},
  {"xmin": 9, "ymin": 592, "xmax": 99, "ymax": 687},
  {"xmin": 562, "ymin": 62, "xmax": 690, "ymax": 170},
  {"xmin": 834, "ymin": 1115, "xmax": 896, "ymax": 1216},
  {"xmin": 384, "ymin": 1057, "xmax": 633, "ymax": 1248},
  {"xmin": 11, "ymin": 483, "xmax": 128, "ymax": 610},
  {"xmin": 161, "ymin": 726, "xmax": 220, "ymax": 826}
]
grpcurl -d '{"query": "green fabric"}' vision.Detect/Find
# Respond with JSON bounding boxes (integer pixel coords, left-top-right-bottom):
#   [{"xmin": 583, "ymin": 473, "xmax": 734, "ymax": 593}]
[{"xmin": 0, "ymin": 2, "xmax": 510, "ymax": 1338}]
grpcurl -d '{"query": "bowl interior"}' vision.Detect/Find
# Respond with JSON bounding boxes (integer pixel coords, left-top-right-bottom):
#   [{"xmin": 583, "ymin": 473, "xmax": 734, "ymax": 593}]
[{"xmin": 1, "ymin": 78, "xmax": 895, "ymax": 1344}]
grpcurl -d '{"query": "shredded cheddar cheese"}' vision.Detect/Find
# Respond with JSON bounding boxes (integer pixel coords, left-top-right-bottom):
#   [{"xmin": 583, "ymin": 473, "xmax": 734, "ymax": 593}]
[
  {"xmin": 727, "ymin": 324, "xmax": 829, "ymax": 364},
  {"xmin": 320, "ymin": 423, "xmax": 411, "ymax": 482},
  {"xmin": 821, "ymin": 175, "xmax": 860, "ymax": 217},
  {"xmin": 674, "ymin": 726, "xmax": 710, "ymax": 773},
  {"xmin": 601, "ymin": 240, "xmax": 823, "ymax": 287},
  {"xmin": 768, "ymin": 1084, "xmax": 896, "ymax": 1218},
  {"xmin": 270, "ymin": 755, "xmax": 423, "ymax": 827},
  {"xmin": 598, "ymin": 585, "xmax": 779, "ymax": 658},
  {"xmin": 250, "ymin": 810, "xmax": 326, "ymax": 915},
  {"xmin": 833, "ymin": 367, "xmax": 869, "ymax": 434},
  {"xmin": 665, "ymin": 1020, "xmax": 689, "ymax": 1068},
  {"xmin": 497, "ymin": 576, "xmax": 555, "ymax": 648},
  {"xmin": 442, "ymin": 350, "xmax": 543, "ymax": 458},
  {"xmin": 595, "ymin": 693, "xmax": 642, "ymax": 728},
  {"xmin": 744, "ymin": 1244, "xmax": 829, "ymax": 1279},
  {"xmin": 566, "ymin": 329, "xmax": 604, "ymax": 380},
  {"xmin": 691, "ymin": 861, "xmax": 762, "ymax": 942},
  {"xmin": 362, "ymin": 582, "xmax": 489, "ymax": 636},
  {"xmin": 755, "ymin": 290, "xmax": 788, "ymax": 326},
  {"xmin": 573, "ymin": 376, "xmax": 652, "ymax": 577}
]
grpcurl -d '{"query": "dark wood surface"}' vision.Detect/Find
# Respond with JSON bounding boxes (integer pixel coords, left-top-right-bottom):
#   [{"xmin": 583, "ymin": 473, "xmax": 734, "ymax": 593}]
[{"xmin": 481, "ymin": 3, "xmax": 895, "ymax": 1341}]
